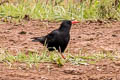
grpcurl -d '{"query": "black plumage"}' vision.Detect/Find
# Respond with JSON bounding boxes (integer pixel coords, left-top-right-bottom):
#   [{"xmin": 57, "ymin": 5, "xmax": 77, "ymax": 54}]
[{"xmin": 31, "ymin": 20, "xmax": 79, "ymax": 58}]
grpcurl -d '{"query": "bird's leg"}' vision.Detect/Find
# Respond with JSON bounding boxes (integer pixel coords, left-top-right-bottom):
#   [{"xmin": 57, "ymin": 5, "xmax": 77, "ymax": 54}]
[
  {"xmin": 60, "ymin": 53, "xmax": 65, "ymax": 59},
  {"xmin": 59, "ymin": 46, "xmax": 66, "ymax": 59}
]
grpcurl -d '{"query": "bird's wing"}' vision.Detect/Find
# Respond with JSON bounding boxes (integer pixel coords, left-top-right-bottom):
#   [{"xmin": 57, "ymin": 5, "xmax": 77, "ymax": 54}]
[
  {"xmin": 46, "ymin": 30, "xmax": 59, "ymax": 43},
  {"xmin": 31, "ymin": 30, "xmax": 59, "ymax": 45}
]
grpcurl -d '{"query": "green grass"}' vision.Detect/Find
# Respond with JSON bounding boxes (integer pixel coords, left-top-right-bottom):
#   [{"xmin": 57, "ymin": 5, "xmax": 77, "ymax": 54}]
[
  {"xmin": 0, "ymin": 48, "xmax": 119, "ymax": 68},
  {"xmin": 0, "ymin": 0, "xmax": 120, "ymax": 22}
]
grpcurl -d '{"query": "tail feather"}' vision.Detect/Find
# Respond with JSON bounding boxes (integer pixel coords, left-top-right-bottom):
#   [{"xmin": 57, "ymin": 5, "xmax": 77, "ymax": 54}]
[{"xmin": 31, "ymin": 37, "xmax": 45, "ymax": 44}]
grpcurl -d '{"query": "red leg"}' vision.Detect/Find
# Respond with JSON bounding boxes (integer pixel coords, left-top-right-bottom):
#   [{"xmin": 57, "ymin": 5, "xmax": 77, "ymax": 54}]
[{"xmin": 60, "ymin": 53, "xmax": 65, "ymax": 59}]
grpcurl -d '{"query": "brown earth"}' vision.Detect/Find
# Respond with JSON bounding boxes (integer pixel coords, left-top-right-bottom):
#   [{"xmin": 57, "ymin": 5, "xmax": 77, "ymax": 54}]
[{"xmin": 0, "ymin": 20, "xmax": 120, "ymax": 80}]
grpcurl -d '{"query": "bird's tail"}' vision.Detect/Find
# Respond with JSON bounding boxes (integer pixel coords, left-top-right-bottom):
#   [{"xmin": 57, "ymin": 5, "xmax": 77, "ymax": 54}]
[{"xmin": 31, "ymin": 37, "xmax": 45, "ymax": 44}]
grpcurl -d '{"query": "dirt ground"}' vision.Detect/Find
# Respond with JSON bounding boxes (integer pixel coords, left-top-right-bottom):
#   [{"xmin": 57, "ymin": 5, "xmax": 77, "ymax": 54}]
[{"xmin": 0, "ymin": 20, "xmax": 120, "ymax": 80}]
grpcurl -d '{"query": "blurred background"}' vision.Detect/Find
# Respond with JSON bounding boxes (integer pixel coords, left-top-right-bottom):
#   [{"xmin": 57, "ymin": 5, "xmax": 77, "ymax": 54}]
[{"xmin": 0, "ymin": 0, "xmax": 120, "ymax": 21}]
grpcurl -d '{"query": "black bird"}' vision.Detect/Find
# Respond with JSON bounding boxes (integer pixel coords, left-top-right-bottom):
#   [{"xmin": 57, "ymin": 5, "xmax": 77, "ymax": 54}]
[{"xmin": 31, "ymin": 20, "xmax": 79, "ymax": 59}]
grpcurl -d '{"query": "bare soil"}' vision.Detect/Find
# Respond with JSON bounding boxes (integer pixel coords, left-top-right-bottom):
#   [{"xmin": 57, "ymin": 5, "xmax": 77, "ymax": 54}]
[{"xmin": 0, "ymin": 20, "xmax": 120, "ymax": 80}]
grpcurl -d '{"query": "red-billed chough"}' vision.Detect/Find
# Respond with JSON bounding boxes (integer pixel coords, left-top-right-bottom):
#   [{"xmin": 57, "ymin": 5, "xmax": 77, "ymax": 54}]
[{"xmin": 31, "ymin": 20, "xmax": 79, "ymax": 59}]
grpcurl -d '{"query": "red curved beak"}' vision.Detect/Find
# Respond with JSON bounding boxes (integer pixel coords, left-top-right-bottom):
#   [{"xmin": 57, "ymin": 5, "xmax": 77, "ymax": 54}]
[{"xmin": 72, "ymin": 21, "xmax": 80, "ymax": 24}]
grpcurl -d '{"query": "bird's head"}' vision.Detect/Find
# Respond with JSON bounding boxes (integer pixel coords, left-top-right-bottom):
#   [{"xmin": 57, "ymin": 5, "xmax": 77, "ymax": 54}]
[{"xmin": 59, "ymin": 20, "xmax": 79, "ymax": 32}]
